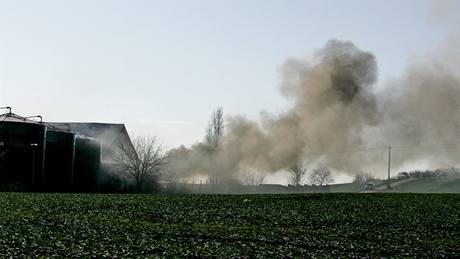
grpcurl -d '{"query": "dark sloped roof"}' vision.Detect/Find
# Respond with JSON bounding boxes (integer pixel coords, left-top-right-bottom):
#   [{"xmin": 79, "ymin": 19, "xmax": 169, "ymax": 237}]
[{"xmin": 48, "ymin": 122, "xmax": 132, "ymax": 150}]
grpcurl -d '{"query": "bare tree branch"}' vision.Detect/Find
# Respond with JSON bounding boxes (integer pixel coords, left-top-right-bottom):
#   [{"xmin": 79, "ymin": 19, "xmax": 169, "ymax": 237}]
[
  {"xmin": 239, "ymin": 167, "xmax": 266, "ymax": 186},
  {"xmin": 352, "ymin": 171, "xmax": 376, "ymax": 183},
  {"xmin": 205, "ymin": 106, "xmax": 224, "ymax": 153},
  {"xmin": 113, "ymin": 136, "xmax": 166, "ymax": 192},
  {"xmin": 205, "ymin": 106, "xmax": 224, "ymax": 184},
  {"xmin": 289, "ymin": 162, "xmax": 307, "ymax": 186},
  {"xmin": 309, "ymin": 166, "xmax": 334, "ymax": 186}
]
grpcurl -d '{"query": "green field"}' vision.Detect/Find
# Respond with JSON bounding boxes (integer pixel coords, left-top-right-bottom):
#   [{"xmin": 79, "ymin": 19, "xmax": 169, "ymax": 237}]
[
  {"xmin": 0, "ymin": 193, "xmax": 459, "ymax": 257},
  {"xmin": 389, "ymin": 175, "xmax": 460, "ymax": 193},
  {"xmin": 327, "ymin": 176, "xmax": 460, "ymax": 193}
]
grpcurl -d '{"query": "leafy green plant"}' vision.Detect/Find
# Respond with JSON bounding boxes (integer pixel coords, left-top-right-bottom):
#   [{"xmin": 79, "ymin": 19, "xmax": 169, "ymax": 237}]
[{"xmin": 0, "ymin": 193, "xmax": 458, "ymax": 257}]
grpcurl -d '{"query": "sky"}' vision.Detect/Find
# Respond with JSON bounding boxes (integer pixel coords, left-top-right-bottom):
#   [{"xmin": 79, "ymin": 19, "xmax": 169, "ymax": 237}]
[{"xmin": 0, "ymin": 0, "xmax": 452, "ymax": 151}]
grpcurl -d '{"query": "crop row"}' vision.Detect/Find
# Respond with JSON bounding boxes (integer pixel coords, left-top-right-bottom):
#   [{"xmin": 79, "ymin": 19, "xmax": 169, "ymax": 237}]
[{"xmin": 0, "ymin": 193, "xmax": 458, "ymax": 257}]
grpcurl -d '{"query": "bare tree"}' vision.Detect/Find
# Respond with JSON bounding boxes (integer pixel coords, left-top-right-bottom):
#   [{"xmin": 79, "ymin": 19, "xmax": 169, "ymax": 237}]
[
  {"xmin": 207, "ymin": 174, "xmax": 220, "ymax": 185},
  {"xmin": 444, "ymin": 166, "xmax": 460, "ymax": 176},
  {"xmin": 113, "ymin": 136, "xmax": 166, "ymax": 192},
  {"xmin": 205, "ymin": 106, "xmax": 224, "ymax": 152},
  {"xmin": 240, "ymin": 167, "xmax": 266, "ymax": 186},
  {"xmin": 289, "ymin": 162, "xmax": 307, "ymax": 186},
  {"xmin": 352, "ymin": 171, "xmax": 376, "ymax": 183},
  {"xmin": 205, "ymin": 107, "xmax": 224, "ymax": 184},
  {"xmin": 309, "ymin": 166, "xmax": 334, "ymax": 186}
]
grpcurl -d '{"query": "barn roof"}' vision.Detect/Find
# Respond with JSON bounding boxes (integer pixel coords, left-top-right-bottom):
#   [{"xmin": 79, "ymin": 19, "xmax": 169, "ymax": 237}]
[
  {"xmin": 48, "ymin": 122, "xmax": 134, "ymax": 162},
  {"xmin": 48, "ymin": 122, "xmax": 132, "ymax": 149}
]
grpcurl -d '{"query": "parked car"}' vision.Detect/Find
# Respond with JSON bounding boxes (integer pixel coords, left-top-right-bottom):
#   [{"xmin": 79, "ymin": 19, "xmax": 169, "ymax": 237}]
[
  {"xmin": 397, "ymin": 172, "xmax": 410, "ymax": 179},
  {"xmin": 364, "ymin": 182, "xmax": 375, "ymax": 191}
]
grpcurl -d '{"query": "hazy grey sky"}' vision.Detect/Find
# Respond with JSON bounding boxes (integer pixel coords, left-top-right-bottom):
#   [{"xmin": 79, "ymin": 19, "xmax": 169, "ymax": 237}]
[{"xmin": 0, "ymin": 0, "xmax": 452, "ymax": 148}]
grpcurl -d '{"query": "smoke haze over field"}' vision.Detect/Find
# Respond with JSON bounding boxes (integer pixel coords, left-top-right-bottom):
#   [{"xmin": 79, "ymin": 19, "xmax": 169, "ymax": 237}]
[
  {"xmin": 168, "ymin": 38, "xmax": 460, "ymax": 182},
  {"xmin": 1, "ymin": 1, "xmax": 459, "ymax": 184}
]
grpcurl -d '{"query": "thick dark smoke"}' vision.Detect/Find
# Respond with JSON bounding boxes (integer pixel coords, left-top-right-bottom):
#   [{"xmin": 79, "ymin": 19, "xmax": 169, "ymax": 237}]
[{"xmin": 167, "ymin": 38, "xmax": 460, "ymax": 183}]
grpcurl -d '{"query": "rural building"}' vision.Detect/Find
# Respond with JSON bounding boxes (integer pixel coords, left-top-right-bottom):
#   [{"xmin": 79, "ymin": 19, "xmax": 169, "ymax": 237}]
[
  {"xmin": 48, "ymin": 122, "xmax": 133, "ymax": 163},
  {"xmin": 0, "ymin": 109, "xmax": 134, "ymax": 192}
]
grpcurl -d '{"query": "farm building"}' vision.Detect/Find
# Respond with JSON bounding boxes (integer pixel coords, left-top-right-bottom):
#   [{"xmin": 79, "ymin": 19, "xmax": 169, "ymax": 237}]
[
  {"xmin": 48, "ymin": 122, "xmax": 133, "ymax": 163},
  {"xmin": 0, "ymin": 109, "xmax": 134, "ymax": 192}
]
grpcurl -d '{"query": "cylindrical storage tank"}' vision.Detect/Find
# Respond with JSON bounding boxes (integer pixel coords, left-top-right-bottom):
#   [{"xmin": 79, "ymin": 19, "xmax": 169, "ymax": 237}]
[
  {"xmin": 0, "ymin": 120, "xmax": 46, "ymax": 191},
  {"xmin": 73, "ymin": 136, "xmax": 101, "ymax": 192},
  {"xmin": 44, "ymin": 129, "xmax": 75, "ymax": 191}
]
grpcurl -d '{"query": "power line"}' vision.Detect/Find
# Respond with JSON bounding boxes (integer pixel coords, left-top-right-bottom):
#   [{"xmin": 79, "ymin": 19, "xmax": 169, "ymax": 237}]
[
  {"xmin": 302, "ymin": 145, "xmax": 460, "ymax": 157},
  {"xmin": 302, "ymin": 146, "xmax": 385, "ymax": 156},
  {"xmin": 390, "ymin": 145, "xmax": 460, "ymax": 150}
]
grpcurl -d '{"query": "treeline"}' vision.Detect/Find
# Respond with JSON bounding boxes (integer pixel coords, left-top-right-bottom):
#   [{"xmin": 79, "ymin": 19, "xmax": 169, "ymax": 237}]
[{"xmin": 400, "ymin": 167, "xmax": 460, "ymax": 178}]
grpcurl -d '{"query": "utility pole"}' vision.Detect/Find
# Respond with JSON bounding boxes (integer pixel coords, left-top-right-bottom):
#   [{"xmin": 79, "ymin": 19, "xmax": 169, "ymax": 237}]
[{"xmin": 387, "ymin": 146, "xmax": 392, "ymax": 190}]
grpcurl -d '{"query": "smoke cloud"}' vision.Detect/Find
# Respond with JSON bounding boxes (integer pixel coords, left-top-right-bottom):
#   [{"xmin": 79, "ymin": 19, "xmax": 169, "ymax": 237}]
[{"xmin": 167, "ymin": 38, "xmax": 460, "ymax": 183}]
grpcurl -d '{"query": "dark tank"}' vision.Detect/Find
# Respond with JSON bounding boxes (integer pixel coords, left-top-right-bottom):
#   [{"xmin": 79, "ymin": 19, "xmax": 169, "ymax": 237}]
[
  {"xmin": 0, "ymin": 114, "xmax": 46, "ymax": 190},
  {"xmin": 0, "ymin": 111, "xmax": 102, "ymax": 192}
]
